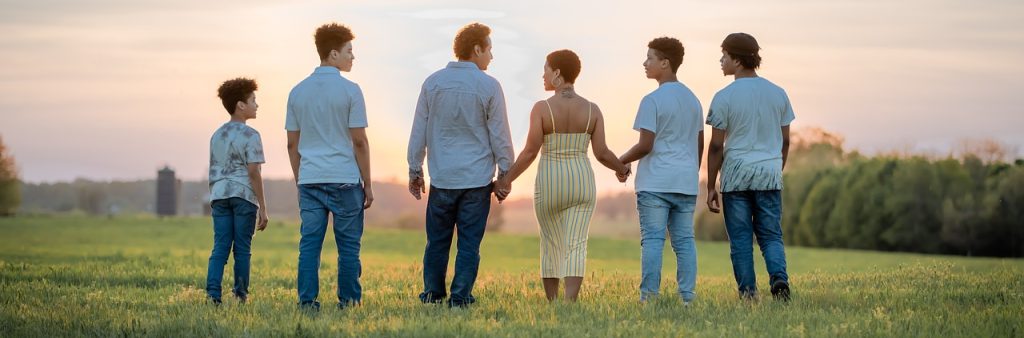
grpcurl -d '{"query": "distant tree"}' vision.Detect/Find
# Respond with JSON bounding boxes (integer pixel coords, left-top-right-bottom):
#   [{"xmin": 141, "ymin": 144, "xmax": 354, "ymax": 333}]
[
  {"xmin": 795, "ymin": 171, "xmax": 841, "ymax": 247},
  {"xmin": 881, "ymin": 157, "xmax": 944, "ymax": 253},
  {"xmin": 76, "ymin": 183, "xmax": 107, "ymax": 215},
  {"xmin": 0, "ymin": 136, "xmax": 20, "ymax": 216}
]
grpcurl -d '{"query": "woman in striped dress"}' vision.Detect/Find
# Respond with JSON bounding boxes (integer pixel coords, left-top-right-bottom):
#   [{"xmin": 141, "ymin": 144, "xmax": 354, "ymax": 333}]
[{"xmin": 495, "ymin": 50, "xmax": 631, "ymax": 301}]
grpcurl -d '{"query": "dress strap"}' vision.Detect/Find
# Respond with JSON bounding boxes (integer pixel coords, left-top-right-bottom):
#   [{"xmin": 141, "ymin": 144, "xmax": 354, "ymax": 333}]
[
  {"xmin": 544, "ymin": 99, "xmax": 556, "ymax": 134},
  {"xmin": 585, "ymin": 101, "xmax": 593, "ymax": 134}
]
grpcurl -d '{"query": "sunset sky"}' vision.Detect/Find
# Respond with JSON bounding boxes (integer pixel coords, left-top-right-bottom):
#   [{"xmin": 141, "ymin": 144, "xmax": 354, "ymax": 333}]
[{"xmin": 2, "ymin": 0, "xmax": 1023, "ymax": 198}]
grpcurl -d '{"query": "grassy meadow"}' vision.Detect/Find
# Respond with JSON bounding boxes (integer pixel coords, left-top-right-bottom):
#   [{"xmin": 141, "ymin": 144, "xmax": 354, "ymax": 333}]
[{"xmin": 0, "ymin": 215, "xmax": 1021, "ymax": 337}]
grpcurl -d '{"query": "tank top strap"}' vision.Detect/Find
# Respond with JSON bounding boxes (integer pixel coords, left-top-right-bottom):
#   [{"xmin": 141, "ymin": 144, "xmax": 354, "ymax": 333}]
[{"xmin": 544, "ymin": 99, "xmax": 556, "ymax": 134}]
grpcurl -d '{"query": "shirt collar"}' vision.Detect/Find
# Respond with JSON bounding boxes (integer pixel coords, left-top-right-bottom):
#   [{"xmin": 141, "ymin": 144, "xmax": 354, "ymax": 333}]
[
  {"xmin": 446, "ymin": 61, "xmax": 481, "ymax": 70},
  {"xmin": 313, "ymin": 66, "xmax": 341, "ymax": 74}
]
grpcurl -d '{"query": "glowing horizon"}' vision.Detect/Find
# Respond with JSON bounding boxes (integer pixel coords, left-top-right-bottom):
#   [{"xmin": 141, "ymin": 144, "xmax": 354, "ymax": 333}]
[{"xmin": 2, "ymin": 1, "xmax": 1023, "ymax": 199}]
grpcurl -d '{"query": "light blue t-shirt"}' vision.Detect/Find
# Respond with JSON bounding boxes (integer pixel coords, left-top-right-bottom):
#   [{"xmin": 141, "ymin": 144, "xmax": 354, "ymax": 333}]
[
  {"xmin": 706, "ymin": 77, "xmax": 795, "ymax": 192},
  {"xmin": 209, "ymin": 121, "xmax": 264, "ymax": 207},
  {"xmin": 632, "ymin": 81, "xmax": 704, "ymax": 195},
  {"xmin": 285, "ymin": 66, "xmax": 368, "ymax": 185}
]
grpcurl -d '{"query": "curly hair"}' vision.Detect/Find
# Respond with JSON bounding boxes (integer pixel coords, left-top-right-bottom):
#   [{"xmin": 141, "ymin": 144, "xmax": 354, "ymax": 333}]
[
  {"xmin": 721, "ymin": 33, "xmax": 761, "ymax": 69},
  {"xmin": 648, "ymin": 37, "xmax": 685, "ymax": 73},
  {"xmin": 314, "ymin": 23, "xmax": 354, "ymax": 61},
  {"xmin": 453, "ymin": 23, "xmax": 491, "ymax": 60},
  {"xmin": 217, "ymin": 78, "xmax": 258, "ymax": 114},
  {"xmin": 546, "ymin": 49, "xmax": 581, "ymax": 84}
]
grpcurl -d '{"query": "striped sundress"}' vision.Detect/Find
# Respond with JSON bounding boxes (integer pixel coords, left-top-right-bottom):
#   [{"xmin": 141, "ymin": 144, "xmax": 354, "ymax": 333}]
[{"xmin": 534, "ymin": 99, "xmax": 597, "ymax": 278}]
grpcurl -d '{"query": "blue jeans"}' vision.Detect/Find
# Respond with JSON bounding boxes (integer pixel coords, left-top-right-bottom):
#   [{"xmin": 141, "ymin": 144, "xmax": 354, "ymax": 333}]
[
  {"xmin": 297, "ymin": 183, "xmax": 365, "ymax": 306},
  {"xmin": 206, "ymin": 197, "xmax": 257, "ymax": 300},
  {"xmin": 637, "ymin": 192, "xmax": 698, "ymax": 302},
  {"xmin": 723, "ymin": 190, "xmax": 789, "ymax": 297},
  {"xmin": 420, "ymin": 184, "xmax": 492, "ymax": 307}
]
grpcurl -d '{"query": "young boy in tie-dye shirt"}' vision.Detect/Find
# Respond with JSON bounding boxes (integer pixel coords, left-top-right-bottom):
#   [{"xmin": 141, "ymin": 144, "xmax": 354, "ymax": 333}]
[{"xmin": 205, "ymin": 77, "xmax": 269, "ymax": 305}]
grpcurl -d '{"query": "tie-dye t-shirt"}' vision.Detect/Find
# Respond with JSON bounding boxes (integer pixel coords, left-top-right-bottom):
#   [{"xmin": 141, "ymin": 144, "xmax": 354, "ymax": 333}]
[{"xmin": 209, "ymin": 121, "xmax": 265, "ymax": 207}]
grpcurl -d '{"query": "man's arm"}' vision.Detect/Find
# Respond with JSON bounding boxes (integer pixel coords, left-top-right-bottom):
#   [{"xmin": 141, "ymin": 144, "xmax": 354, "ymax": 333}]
[
  {"xmin": 619, "ymin": 129, "xmax": 655, "ymax": 164},
  {"xmin": 706, "ymin": 128, "xmax": 726, "ymax": 213},
  {"xmin": 486, "ymin": 84, "xmax": 515, "ymax": 178},
  {"xmin": 697, "ymin": 130, "xmax": 705, "ymax": 168},
  {"xmin": 781, "ymin": 125, "xmax": 790, "ymax": 170},
  {"xmin": 286, "ymin": 131, "xmax": 301, "ymax": 183},
  {"xmin": 351, "ymin": 127, "xmax": 373, "ymax": 209},
  {"xmin": 407, "ymin": 86, "xmax": 429, "ymax": 200}
]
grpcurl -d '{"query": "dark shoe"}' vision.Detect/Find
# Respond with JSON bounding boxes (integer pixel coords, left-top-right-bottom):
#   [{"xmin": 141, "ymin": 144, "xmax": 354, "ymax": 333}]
[
  {"xmin": 419, "ymin": 292, "xmax": 446, "ymax": 304},
  {"xmin": 208, "ymin": 297, "xmax": 223, "ymax": 306},
  {"xmin": 232, "ymin": 291, "xmax": 248, "ymax": 304},
  {"xmin": 771, "ymin": 280, "xmax": 791, "ymax": 302},
  {"xmin": 298, "ymin": 301, "xmax": 321, "ymax": 313},
  {"xmin": 447, "ymin": 296, "xmax": 476, "ymax": 309},
  {"xmin": 337, "ymin": 299, "xmax": 360, "ymax": 310}
]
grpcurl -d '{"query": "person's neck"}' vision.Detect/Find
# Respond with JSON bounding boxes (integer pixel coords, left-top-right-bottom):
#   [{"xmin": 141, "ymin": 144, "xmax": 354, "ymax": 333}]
[
  {"xmin": 229, "ymin": 114, "xmax": 248, "ymax": 124},
  {"xmin": 656, "ymin": 73, "xmax": 678, "ymax": 85},
  {"xmin": 458, "ymin": 58, "xmax": 483, "ymax": 70},
  {"xmin": 733, "ymin": 68, "xmax": 758, "ymax": 80},
  {"xmin": 319, "ymin": 61, "xmax": 339, "ymax": 70},
  {"xmin": 556, "ymin": 84, "xmax": 576, "ymax": 99}
]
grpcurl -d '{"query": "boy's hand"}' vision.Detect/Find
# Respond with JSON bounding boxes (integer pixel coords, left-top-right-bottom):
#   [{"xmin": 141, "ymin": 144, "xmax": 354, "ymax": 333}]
[
  {"xmin": 257, "ymin": 210, "xmax": 269, "ymax": 231},
  {"xmin": 707, "ymin": 188, "xmax": 722, "ymax": 213},
  {"xmin": 363, "ymin": 186, "xmax": 374, "ymax": 209}
]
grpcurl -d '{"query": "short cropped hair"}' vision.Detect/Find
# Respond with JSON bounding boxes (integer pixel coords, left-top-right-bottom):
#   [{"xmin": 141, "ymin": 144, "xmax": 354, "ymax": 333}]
[
  {"xmin": 315, "ymin": 23, "xmax": 354, "ymax": 61},
  {"xmin": 648, "ymin": 37, "xmax": 685, "ymax": 73},
  {"xmin": 546, "ymin": 49, "xmax": 581, "ymax": 84},
  {"xmin": 217, "ymin": 78, "xmax": 257, "ymax": 114},
  {"xmin": 721, "ymin": 32, "xmax": 761, "ymax": 69},
  {"xmin": 453, "ymin": 23, "xmax": 491, "ymax": 60}
]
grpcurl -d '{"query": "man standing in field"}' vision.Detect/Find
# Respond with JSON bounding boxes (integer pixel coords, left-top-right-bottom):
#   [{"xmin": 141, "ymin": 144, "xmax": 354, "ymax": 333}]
[
  {"xmin": 286, "ymin": 23, "xmax": 373, "ymax": 312},
  {"xmin": 407, "ymin": 22, "xmax": 515, "ymax": 308},
  {"xmin": 706, "ymin": 32, "xmax": 794, "ymax": 301}
]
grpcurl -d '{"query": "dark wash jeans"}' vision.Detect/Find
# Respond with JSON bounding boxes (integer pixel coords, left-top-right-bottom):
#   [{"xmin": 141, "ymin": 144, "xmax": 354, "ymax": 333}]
[
  {"xmin": 419, "ymin": 184, "xmax": 492, "ymax": 307},
  {"xmin": 206, "ymin": 197, "xmax": 257, "ymax": 301},
  {"xmin": 297, "ymin": 183, "xmax": 365, "ymax": 306},
  {"xmin": 722, "ymin": 190, "xmax": 790, "ymax": 297}
]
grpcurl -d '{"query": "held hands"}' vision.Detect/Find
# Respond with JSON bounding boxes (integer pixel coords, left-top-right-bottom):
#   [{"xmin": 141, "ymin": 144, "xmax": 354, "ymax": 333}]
[
  {"xmin": 616, "ymin": 163, "xmax": 632, "ymax": 183},
  {"xmin": 493, "ymin": 178, "xmax": 512, "ymax": 203},
  {"xmin": 706, "ymin": 188, "xmax": 722, "ymax": 213},
  {"xmin": 257, "ymin": 210, "xmax": 269, "ymax": 231},
  {"xmin": 408, "ymin": 176, "xmax": 426, "ymax": 200}
]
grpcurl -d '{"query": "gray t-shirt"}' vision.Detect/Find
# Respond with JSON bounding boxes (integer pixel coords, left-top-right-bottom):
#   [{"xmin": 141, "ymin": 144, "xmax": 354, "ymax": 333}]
[
  {"xmin": 209, "ymin": 121, "xmax": 265, "ymax": 206},
  {"xmin": 706, "ymin": 77, "xmax": 795, "ymax": 192},
  {"xmin": 285, "ymin": 66, "xmax": 368, "ymax": 185},
  {"xmin": 632, "ymin": 82, "xmax": 704, "ymax": 195}
]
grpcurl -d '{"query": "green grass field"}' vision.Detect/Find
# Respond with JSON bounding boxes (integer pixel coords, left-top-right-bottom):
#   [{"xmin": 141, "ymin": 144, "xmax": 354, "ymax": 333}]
[{"xmin": 1, "ymin": 215, "xmax": 1021, "ymax": 337}]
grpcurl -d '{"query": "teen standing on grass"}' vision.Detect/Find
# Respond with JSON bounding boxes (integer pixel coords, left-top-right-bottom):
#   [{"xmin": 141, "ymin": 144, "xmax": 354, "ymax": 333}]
[
  {"xmin": 206, "ymin": 77, "xmax": 269, "ymax": 305},
  {"xmin": 706, "ymin": 32, "xmax": 794, "ymax": 301}
]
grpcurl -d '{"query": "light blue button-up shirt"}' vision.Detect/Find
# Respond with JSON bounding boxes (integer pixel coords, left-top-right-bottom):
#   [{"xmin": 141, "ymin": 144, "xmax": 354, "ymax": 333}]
[{"xmin": 407, "ymin": 61, "xmax": 514, "ymax": 189}]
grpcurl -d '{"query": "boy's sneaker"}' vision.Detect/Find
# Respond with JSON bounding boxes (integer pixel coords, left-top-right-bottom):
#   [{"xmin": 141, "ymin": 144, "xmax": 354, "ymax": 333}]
[
  {"xmin": 298, "ymin": 301, "xmax": 321, "ymax": 313},
  {"xmin": 232, "ymin": 292, "xmax": 247, "ymax": 304},
  {"xmin": 208, "ymin": 297, "xmax": 223, "ymax": 306},
  {"xmin": 771, "ymin": 280, "xmax": 791, "ymax": 302}
]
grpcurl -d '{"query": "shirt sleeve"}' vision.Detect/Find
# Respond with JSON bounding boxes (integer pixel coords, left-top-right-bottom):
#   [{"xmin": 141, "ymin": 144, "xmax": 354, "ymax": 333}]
[
  {"xmin": 246, "ymin": 130, "xmax": 266, "ymax": 164},
  {"xmin": 285, "ymin": 91, "xmax": 299, "ymax": 131},
  {"xmin": 486, "ymin": 82, "xmax": 515, "ymax": 176},
  {"xmin": 632, "ymin": 96, "xmax": 657, "ymax": 133},
  {"xmin": 781, "ymin": 91, "xmax": 795, "ymax": 126},
  {"xmin": 706, "ymin": 92, "xmax": 729, "ymax": 130},
  {"xmin": 348, "ymin": 84, "xmax": 369, "ymax": 128},
  {"xmin": 407, "ymin": 83, "xmax": 429, "ymax": 177}
]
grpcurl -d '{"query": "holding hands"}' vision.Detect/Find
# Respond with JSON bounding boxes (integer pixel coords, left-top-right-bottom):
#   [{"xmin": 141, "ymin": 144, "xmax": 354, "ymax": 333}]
[
  {"xmin": 616, "ymin": 162, "xmax": 631, "ymax": 183},
  {"xmin": 494, "ymin": 176, "xmax": 512, "ymax": 203}
]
